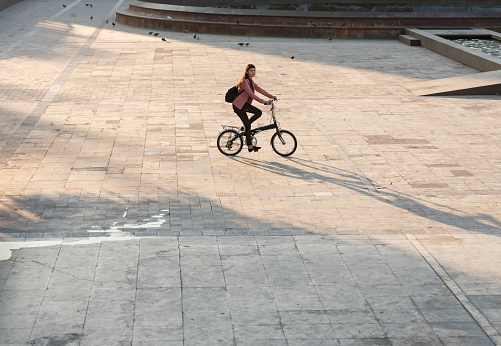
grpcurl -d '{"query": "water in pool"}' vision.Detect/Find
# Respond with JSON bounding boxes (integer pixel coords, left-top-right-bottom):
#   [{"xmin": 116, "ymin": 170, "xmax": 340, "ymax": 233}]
[{"xmin": 451, "ymin": 38, "xmax": 501, "ymax": 59}]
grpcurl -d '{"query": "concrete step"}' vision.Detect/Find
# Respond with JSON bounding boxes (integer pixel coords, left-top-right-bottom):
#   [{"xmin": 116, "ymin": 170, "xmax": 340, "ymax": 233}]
[{"xmin": 399, "ymin": 34, "xmax": 421, "ymax": 46}]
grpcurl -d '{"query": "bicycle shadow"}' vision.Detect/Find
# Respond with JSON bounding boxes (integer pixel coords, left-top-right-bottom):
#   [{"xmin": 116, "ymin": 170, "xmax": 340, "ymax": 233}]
[{"xmin": 230, "ymin": 156, "xmax": 501, "ymax": 233}]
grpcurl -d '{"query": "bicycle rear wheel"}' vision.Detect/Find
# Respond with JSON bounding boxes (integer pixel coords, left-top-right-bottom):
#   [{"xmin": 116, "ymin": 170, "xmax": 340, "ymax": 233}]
[
  {"xmin": 270, "ymin": 130, "xmax": 297, "ymax": 156},
  {"xmin": 217, "ymin": 129, "xmax": 243, "ymax": 156}
]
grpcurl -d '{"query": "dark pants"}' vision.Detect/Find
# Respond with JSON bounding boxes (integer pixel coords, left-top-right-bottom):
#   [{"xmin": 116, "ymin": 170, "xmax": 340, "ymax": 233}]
[{"xmin": 233, "ymin": 103, "xmax": 262, "ymax": 146}]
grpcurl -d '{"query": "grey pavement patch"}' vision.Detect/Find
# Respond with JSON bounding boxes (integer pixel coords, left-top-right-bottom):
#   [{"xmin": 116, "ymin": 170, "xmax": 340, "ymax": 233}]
[
  {"xmin": 438, "ymin": 335, "xmax": 495, "ymax": 345},
  {"xmin": 1, "ymin": 235, "xmax": 501, "ymax": 344},
  {"xmin": 420, "ymin": 307, "xmax": 476, "ymax": 323},
  {"xmin": 29, "ymin": 333, "xmax": 84, "ymax": 345}
]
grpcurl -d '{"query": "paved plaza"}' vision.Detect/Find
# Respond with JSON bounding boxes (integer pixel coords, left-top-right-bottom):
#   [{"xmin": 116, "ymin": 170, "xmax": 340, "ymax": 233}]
[{"xmin": 1, "ymin": 0, "xmax": 501, "ymax": 344}]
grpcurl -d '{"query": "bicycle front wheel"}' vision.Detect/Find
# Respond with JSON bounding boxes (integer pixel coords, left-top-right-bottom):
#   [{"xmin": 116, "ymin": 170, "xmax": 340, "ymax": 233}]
[
  {"xmin": 271, "ymin": 130, "xmax": 297, "ymax": 156},
  {"xmin": 217, "ymin": 129, "xmax": 243, "ymax": 156}
]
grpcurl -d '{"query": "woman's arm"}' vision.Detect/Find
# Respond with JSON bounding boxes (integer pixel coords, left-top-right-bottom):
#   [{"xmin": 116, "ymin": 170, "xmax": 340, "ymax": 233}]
[
  {"xmin": 254, "ymin": 83, "xmax": 275, "ymax": 100},
  {"xmin": 241, "ymin": 79, "xmax": 266, "ymax": 104}
]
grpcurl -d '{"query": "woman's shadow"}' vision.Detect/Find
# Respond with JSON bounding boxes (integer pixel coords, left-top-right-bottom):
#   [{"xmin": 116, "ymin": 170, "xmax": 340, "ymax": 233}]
[{"xmin": 230, "ymin": 156, "xmax": 501, "ymax": 234}]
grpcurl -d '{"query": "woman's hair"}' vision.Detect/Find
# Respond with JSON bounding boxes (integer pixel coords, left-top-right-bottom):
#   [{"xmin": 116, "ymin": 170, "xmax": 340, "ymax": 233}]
[{"xmin": 236, "ymin": 64, "xmax": 255, "ymax": 88}]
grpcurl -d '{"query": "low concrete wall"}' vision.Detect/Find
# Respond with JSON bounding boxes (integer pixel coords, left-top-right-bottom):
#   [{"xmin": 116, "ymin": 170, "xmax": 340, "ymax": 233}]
[
  {"xmin": 117, "ymin": 10, "xmax": 404, "ymax": 38},
  {"xmin": 117, "ymin": 0, "xmax": 501, "ymax": 38},
  {"xmin": 405, "ymin": 28, "xmax": 501, "ymax": 72},
  {"xmin": 145, "ymin": 0, "xmax": 501, "ymax": 8},
  {"xmin": 125, "ymin": 1, "xmax": 501, "ymax": 25},
  {"xmin": 408, "ymin": 69, "xmax": 501, "ymax": 96}
]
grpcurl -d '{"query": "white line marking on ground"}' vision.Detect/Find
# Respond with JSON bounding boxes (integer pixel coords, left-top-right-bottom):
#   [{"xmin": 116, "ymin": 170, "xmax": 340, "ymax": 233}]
[{"xmin": 407, "ymin": 234, "xmax": 501, "ymax": 345}]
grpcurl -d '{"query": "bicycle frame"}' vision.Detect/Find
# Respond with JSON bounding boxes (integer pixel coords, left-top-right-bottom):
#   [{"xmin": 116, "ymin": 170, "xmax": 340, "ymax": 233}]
[{"xmin": 222, "ymin": 100, "xmax": 280, "ymax": 139}]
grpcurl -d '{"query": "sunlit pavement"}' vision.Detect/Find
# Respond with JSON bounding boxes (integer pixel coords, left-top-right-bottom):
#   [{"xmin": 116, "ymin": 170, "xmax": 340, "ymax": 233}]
[{"xmin": 1, "ymin": 0, "xmax": 501, "ymax": 344}]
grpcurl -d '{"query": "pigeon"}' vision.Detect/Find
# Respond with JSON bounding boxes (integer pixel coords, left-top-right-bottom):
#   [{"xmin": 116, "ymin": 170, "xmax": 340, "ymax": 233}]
[
  {"xmin": 149, "ymin": 31, "xmax": 153, "ymax": 34},
  {"xmin": 245, "ymin": 43, "xmax": 249, "ymax": 46},
  {"xmin": 106, "ymin": 20, "xmax": 108, "ymax": 23},
  {"xmin": 89, "ymin": 4, "xmax": 92, "ymax": 7},
  {"xmin": 62, "ymin": 4, "xmax": 66, "ymax": 7},
  {"xmin": 290, "ymin": 56, "xmax": 294, "ymax": 59},
  {"xmin": 85, "ymin": 3, "xmax": 88, "ymax": 5},
  {"xmin": 328, "ymin": 37, "xmax": 332, "ymax": 41},
  {"xmin": 238, "ymin": 43, "xmax": 244, "ymax": 46},
  {"xmin": 193, "ymin": 34, "xmax": 197, "ymax": 39},
  {"xmin": 154, "ymin": 33, "xmax": 159, "ymax": 36},
  {"xmin": 184, "ymin": 30, "xmax": 188, "ymax": 33},
  {"xmin": 162, "ymin": 38, "xmax": 166, "ymax": 41},
  {"xmin": 90, "ymin": 16, "xmax": 93, "ymax": 20},
  {"xmin": 112, "ymin": 22, "xmax": 115, "ymax": 26},
  {"xmin": 328, "ymin": 22, "xmax": 332, "ymax": 26},
  {"xmin": 197, "ymin": 36, "xmax": 200, "ymax": 40}
]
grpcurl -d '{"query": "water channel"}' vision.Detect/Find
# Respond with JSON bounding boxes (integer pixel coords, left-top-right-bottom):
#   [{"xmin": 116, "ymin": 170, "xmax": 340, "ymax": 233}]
[{"xmin": 451, "ymin": 38, "xmax": 501, "ymax": 59}]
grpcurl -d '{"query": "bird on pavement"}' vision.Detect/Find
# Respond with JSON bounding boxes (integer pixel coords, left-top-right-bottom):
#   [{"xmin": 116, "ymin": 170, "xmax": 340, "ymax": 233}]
[
  {"xmin": 290, "ymin": 56, "xmax": 294, "ymax": 59},
  {"xmin": 149, "ymin": 32, "xmax": 153, "ymax": 34},
  {"xmin": 154, "ymin": 33, "xmax": 159, "ymax": 36},
  {"xmin": 62, "ymin": 4, "xmax": 66, "ymax": 7},
  {"xmin": 90, "ymin": 16, "xmax": 93, "ymax": 20},
  {"xmin": 238, "ymin": 43, "xmax": 244, "ymax": 46},
  {"xmin": 245, "ymin": 43, "xmax": 249, "ymax": 46},
  {"xmin": 162, "ymin": 38, "xmax": 167, "ymax": 41}
]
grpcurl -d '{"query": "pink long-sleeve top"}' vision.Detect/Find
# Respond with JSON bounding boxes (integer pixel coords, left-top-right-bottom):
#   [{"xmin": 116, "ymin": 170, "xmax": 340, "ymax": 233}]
[{"xmin": 232, "ymin": 78, "xmax": 273, "ymax": 110}]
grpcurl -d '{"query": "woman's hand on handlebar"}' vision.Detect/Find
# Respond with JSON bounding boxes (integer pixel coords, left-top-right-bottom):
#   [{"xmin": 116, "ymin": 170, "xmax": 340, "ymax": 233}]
[{"xmin": 264, "ymin": 98, "xmax": 277, "ymax": 105}]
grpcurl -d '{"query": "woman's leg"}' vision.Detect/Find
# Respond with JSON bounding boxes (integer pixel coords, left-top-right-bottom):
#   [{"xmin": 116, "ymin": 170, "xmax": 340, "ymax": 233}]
[
  {"xmin": 242, "ymin": 104, "xmax": 262, "ymax": 126},
  {"xmin": 233, "ymin": 105, "xmax": 253, "ymax": 148}
]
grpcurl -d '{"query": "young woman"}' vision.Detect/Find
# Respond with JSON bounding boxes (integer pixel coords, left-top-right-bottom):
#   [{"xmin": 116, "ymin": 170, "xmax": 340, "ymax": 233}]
[{"xmin": 232, "ymin": 64, "xmax": 277, "ymax": 152}]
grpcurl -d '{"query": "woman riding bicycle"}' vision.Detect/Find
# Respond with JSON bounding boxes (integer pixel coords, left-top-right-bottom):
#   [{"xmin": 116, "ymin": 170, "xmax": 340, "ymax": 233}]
[{"xmin": 233, "ymin": 64, "xmax": 277, "ymax": 152}]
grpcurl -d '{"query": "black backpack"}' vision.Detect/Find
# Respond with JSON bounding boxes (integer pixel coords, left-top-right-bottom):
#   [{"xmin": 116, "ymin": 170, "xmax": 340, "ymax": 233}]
[{"xmin": 225, "ymin": 86, "xmax": 243, "ymax": 103}]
